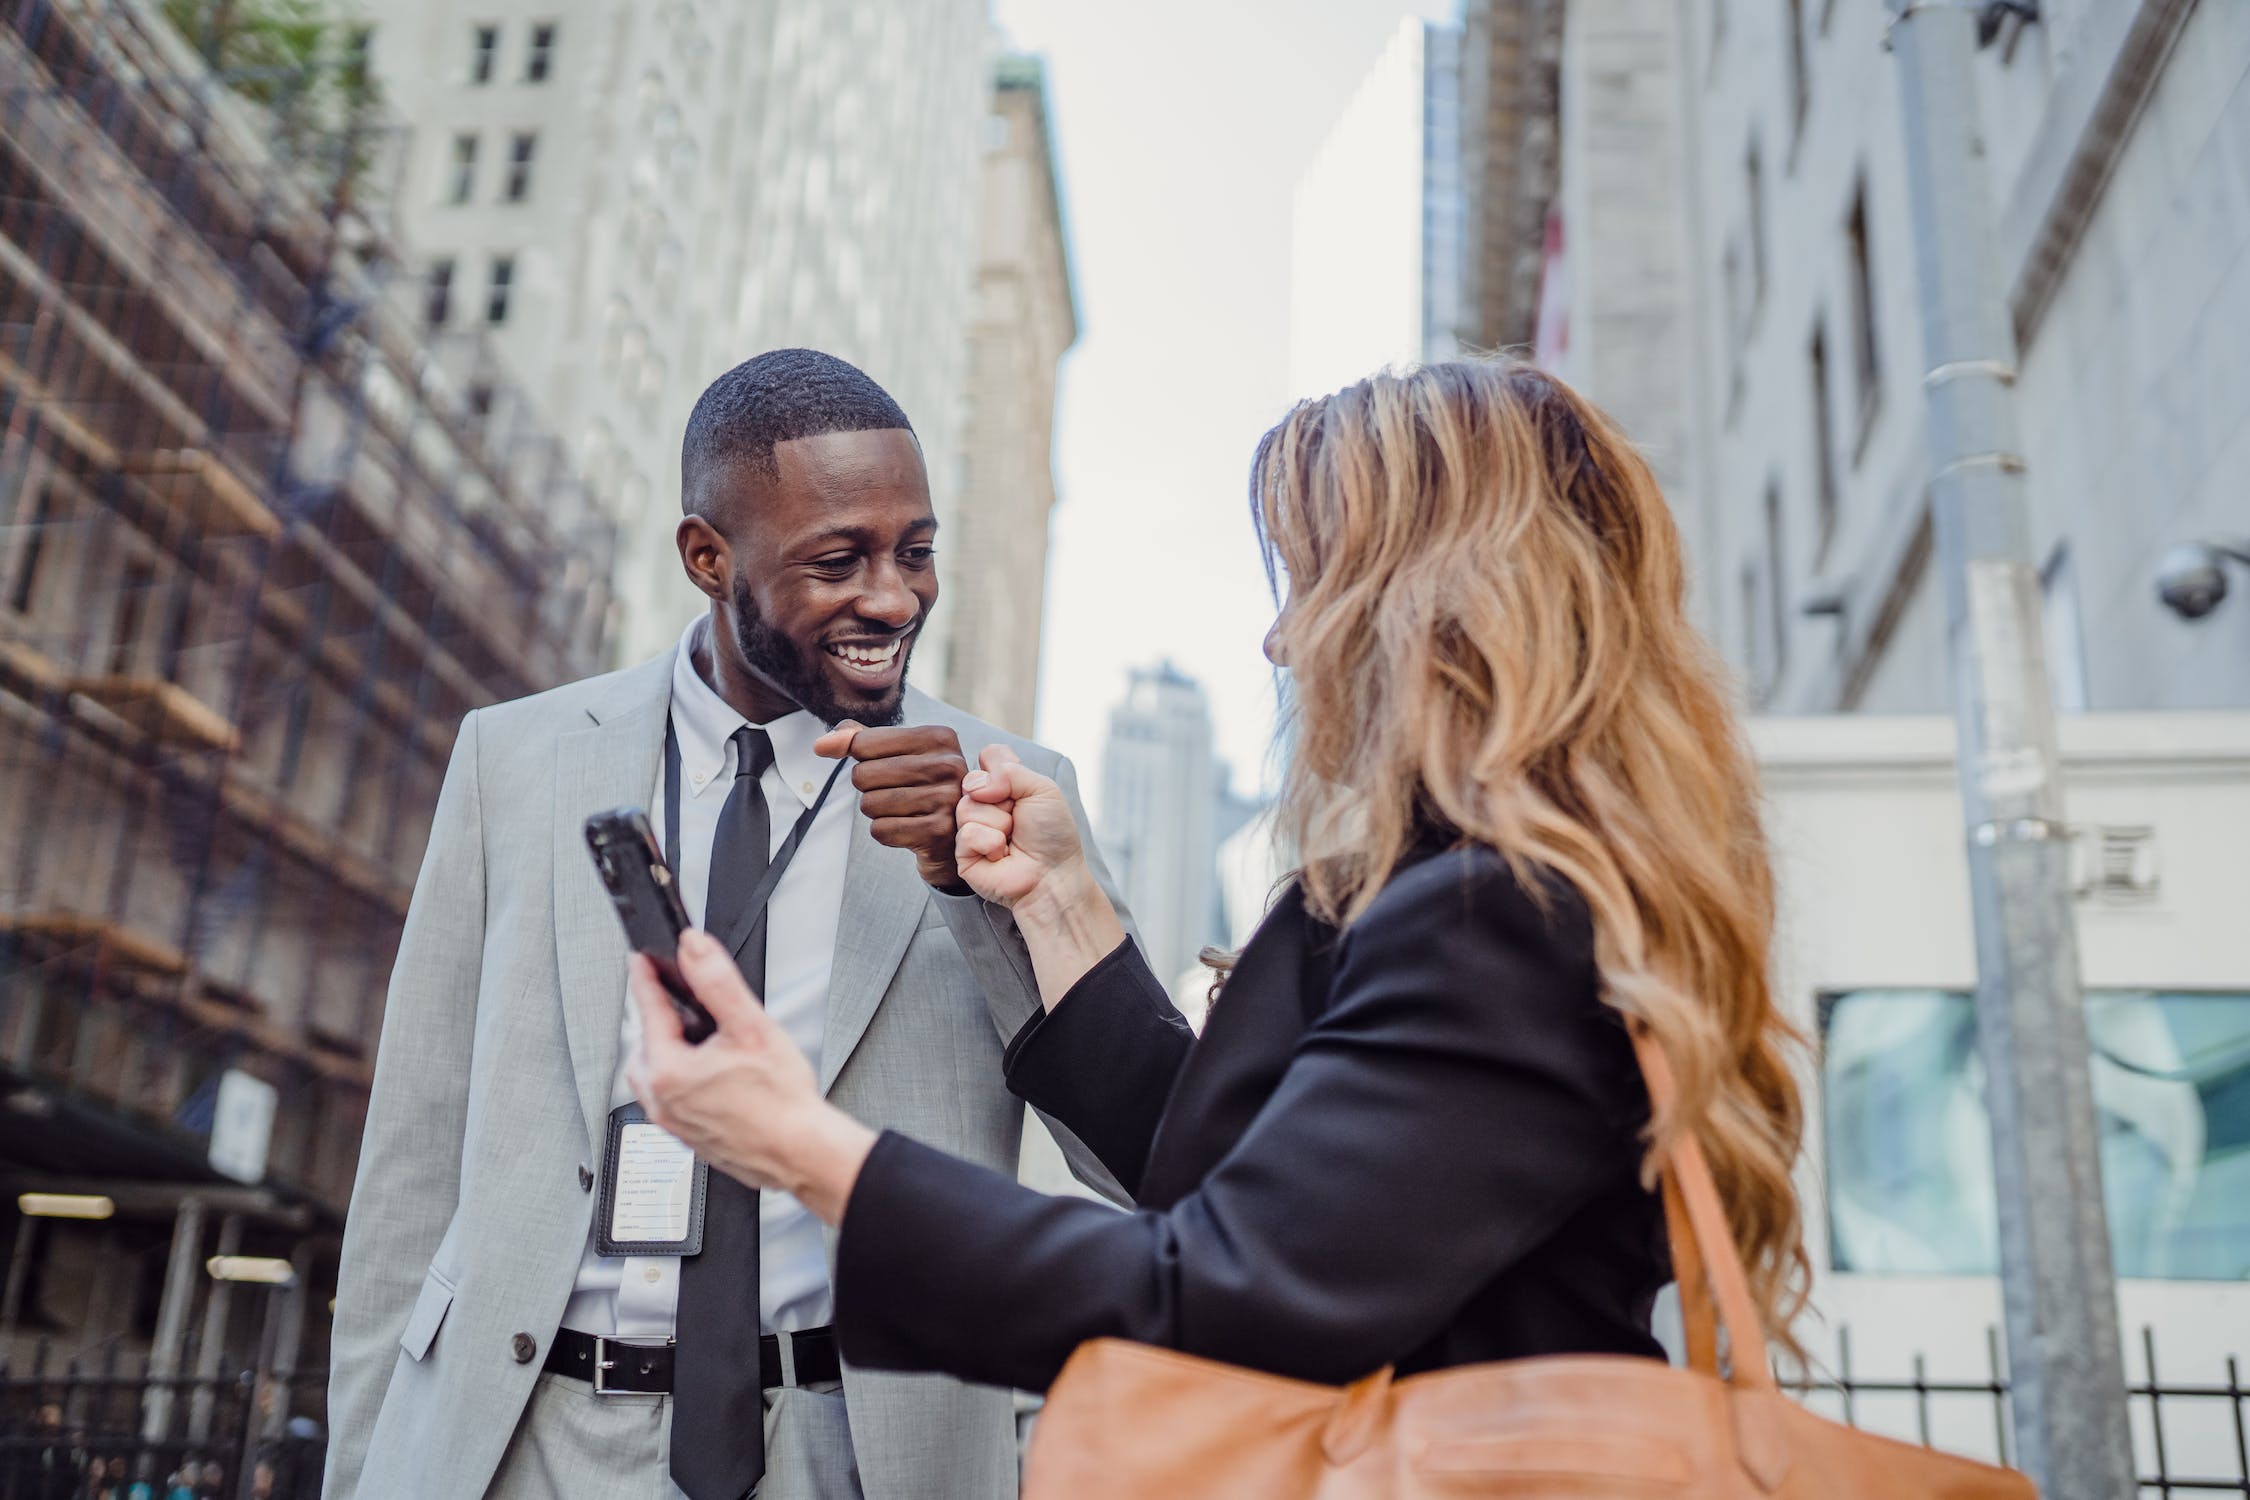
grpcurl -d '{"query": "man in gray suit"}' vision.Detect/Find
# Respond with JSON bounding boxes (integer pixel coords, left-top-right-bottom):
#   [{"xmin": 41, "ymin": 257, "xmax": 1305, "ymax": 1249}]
[{"xmin": 326, "ymin": 349, "xmax": 1125, "ymax": 1500}]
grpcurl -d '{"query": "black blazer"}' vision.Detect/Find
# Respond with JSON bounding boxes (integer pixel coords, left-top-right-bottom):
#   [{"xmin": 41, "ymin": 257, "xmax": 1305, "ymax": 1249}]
[{"xmin": 834, "ymin": 842, "xmax": 1668, "ymax": 1393}]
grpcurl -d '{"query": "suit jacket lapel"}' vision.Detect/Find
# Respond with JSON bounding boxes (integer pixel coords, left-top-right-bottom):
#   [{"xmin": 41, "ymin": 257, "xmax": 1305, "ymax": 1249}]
[
  {"xmin": 819, "ymin": 801, "xmax": 931, "ymax": 1094},
  {"xmin": 553, "ymin": 655, "xmax": 672, "ymax": 1152}
]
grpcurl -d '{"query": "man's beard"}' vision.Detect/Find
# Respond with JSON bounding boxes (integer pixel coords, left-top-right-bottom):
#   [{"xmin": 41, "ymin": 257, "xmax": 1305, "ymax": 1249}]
[{"xmin": 728, "ymin": 576, "xmax": 915, "ymax": 727}]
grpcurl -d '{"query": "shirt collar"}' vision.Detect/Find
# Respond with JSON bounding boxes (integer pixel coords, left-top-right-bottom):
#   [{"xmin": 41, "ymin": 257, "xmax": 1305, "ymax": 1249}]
[{"xmin": 670, "ymin": 617, "xmax": 839, "ymax": 812}]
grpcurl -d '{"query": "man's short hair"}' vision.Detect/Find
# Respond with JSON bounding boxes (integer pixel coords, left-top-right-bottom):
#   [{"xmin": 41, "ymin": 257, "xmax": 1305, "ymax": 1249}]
[{"xmin": 680, "ymin": 348, "xmax": 915, "ymax": 516}]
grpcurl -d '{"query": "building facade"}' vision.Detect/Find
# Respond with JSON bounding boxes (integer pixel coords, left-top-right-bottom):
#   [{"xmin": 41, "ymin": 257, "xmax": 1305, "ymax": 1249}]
[
  {"xmin": 939, "ymin": 55, "xmax": 1077, "ymax": 738},
  {"xmin": 1534, "ymin": 0, "xmax": 2250, "ymax": 714},
  {"xmin": 1754, "ymin": 712, "xmax": 2250, "ymax": 1483},
  {"xmin": 1289, "ymin": 18, "xmax": 1466, "ymax": 401},
  {"xmin": 364, "ymin": 0, "xmax": 991, "ymax": 664},
  {"xmin": 0, "ymin": 0, "xmax": 614, "ymax": 1475}
]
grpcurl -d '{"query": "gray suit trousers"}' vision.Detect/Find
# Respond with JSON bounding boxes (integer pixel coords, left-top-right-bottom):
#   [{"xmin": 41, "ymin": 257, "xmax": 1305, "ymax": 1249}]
[{"xmin": 486, "ymin": 1375, "xmax": 860, "ymax": 1500}]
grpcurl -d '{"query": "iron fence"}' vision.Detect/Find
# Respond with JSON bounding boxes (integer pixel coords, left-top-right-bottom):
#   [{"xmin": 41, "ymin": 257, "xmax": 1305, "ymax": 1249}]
[
  {"xmin": 0, "ymin": 1338, "xmax": 323, "ymax": 1500},
  {"xmin": 1792, "ymin": 1325, "xmax": 2250, "ymax": 1498}
]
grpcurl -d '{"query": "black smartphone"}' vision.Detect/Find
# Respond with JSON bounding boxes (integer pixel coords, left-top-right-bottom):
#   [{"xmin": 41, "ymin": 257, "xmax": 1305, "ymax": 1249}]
[{"xmin": 584, "ymin": 807, "xmax": 716, "ymax": 1043}]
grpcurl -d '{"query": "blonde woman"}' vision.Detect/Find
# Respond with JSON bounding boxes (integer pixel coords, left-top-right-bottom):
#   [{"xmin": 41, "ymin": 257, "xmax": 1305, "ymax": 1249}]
[{"xmin": 627, "ymin": 359, "xmax": 1808, "ymax": 1392}]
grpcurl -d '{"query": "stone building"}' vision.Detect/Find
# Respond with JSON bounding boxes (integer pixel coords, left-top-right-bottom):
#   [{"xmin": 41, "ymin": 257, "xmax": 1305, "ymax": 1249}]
[
  {"xmin": 0, "ymin": 0, "xmax": 613, "ymax": 1466},
  {"xmin": 1530, "ymin": 0, "xmax": 2250, "ymax": 713},
  {"xmin": 365, "ymin": 0, "xmax": 992, "ymax": 664},
  {"xmin": 940, "ymin": 54, "xmax": 1077, "ymax": 738}
]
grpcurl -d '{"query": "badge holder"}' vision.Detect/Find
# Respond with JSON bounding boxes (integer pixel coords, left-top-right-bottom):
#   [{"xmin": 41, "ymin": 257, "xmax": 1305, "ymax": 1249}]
[{"xmin": 596, "ymin": 1101, "xmax": 708, "ymax": 1258}]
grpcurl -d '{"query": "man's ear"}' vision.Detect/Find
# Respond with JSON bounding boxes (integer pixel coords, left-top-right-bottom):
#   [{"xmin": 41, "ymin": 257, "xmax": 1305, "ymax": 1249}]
[{"xmin": 676, "ymin": 513, "xmax": 730, "ymax": 603}]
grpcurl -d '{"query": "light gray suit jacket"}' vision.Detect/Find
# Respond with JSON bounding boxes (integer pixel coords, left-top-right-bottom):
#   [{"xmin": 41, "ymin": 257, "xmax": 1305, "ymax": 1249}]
[{"xmin": 324, "ymin": 653, "xmax": 1128, "ymax": 1500}]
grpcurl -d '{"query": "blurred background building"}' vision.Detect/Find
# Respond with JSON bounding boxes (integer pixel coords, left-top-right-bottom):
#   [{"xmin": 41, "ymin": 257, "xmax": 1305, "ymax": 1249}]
[
  {"xmin": 0, "ymin": 0, "xmax": 615, "ymax": 1478},
  {"xmin": 1289, "ymin": 16, "xmax": 1465, "ymax": 399},
  {"xmin": 940, "ymin": 55, "xmax": 1077, "ymax": 737},
  {"xmin": 1094, "ymin": 662, "xmax": 1265, "ymax": 999},
  {"xmin": 364, "ymin": 0, "xmax": 993, "ymax": 668},
  {"xmin": 1528, "ymin": 0, "xmax": 2250, "ymax": 716}
]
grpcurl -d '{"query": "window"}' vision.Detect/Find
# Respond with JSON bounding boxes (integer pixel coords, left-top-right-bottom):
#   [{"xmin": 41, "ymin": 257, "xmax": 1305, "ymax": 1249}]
[
  {"xmin": 1740, "ymin": 561, "xmax": 1764, "ymax": 687},
  {"xmin": 505, "ymin": 132, "xmax": 537, "ymax": 202},
  {"xmin": 1847, "ymin": 179, "xmax": 1882, "ymax": 449},
  {"xmin": 2041, "ymin": 542, "xmax": 2089, "ymax": 712},
  {"xmin": 1786, "ymin": 0, "xmax": 1810, "ymax": 144},
  {"xmin": 448, "ymin": 133, "xmax": 478, "ymax": 204},
  {"xmin": 1809, "ymin": 322, "xmax": 1838, "ymax": 561},
  {"xmin": 526, "ymin": 22, "xmax": 556, "ymax": 82},
  {"xmin": 425, "ymin": 258, "xmax": 455, "ymax": 327},
  {"xmin": 112, "ymin": 555, "xmax": 155, "ymax": 674},
  {"xmin": 8, "ymin": 482, "xmax": 51, "ymax": 615},
  {"xmin": 470, "ymin": 24, "xmax": 499, "ymax": 84},
  {"xmin": 486, "ymin": 255, "xmax": 515, "ymax": 325},
  {"xmin": 1762, "ymin": 479, "xmax": 1788, "ymax": 693},
  {"xmin": 1822, "ymin": 988, "xmax": 2250, "ymax": 1280},
  {"xmin": 1745, "ymin": 138, "xmax": 1768, "ymax": 322}
]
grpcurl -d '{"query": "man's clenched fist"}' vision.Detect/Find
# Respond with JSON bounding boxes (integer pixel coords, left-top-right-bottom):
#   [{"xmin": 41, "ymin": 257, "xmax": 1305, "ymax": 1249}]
[{"xmin": 814, "ymin": 720, "xmax": 971, "ymax": 892}]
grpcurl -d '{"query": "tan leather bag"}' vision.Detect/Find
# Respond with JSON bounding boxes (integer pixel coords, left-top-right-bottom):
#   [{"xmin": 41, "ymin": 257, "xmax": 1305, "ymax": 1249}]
[{"xmin": 1024, "ymin": 1034, "xmax": 2038, "ymax": 1498}]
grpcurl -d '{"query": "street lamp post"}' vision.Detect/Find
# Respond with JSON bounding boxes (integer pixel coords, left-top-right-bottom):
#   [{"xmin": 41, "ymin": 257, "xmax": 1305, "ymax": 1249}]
[
  {"xmin": 1884, "ymin": 4, "xmax": 2136, "ymax": 1497},
  {"xmin": 204, "ymin": 1253, "xmax": 298, "ymax": 1500}
]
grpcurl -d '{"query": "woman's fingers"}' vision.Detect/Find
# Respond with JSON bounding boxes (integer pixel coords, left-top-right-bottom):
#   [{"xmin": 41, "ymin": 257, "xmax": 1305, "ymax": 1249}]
[
  {"xmin": 629, "ymin": 953, "xmax": 687, "ymax": 1050},
  {"xmin": 956, "ymin": 795, "xmax": 1011, "ymax": 833},
  {"xmin": 956, "ymin": 821, "xmax": 1009, "ymax": 863},
  {"xmin": 677, "ymin": 929, "xmax": 766, "ymax": 1035}
]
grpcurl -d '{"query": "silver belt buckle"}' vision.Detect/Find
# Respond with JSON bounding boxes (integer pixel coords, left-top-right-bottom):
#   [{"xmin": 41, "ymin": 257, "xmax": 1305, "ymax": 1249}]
[{"xmin": 591, "ymin": 1335, "xmax": 672, "ymax": 1397}]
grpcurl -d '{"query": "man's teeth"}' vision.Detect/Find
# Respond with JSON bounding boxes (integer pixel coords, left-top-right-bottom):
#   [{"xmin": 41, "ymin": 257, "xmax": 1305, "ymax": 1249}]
[{"xmin": 830, "ymin": 640, "xmax": 900, "ymax": 668}]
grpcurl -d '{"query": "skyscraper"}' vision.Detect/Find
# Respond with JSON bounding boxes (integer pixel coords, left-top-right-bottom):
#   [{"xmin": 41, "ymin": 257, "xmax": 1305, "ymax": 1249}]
[
  {"xmin": 364, "ymin": 1, "xmax": 991, "ymax": 660},
  {"xmin": 1096, "ymin": 662, "xmax": 1228, "ymax": 989}
]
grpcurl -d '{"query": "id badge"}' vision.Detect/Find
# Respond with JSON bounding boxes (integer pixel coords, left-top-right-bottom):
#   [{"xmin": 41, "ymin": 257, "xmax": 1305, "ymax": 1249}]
[{"xmin": 596, "ymin": 1102, "xmax": 708, "ymax": 1257}]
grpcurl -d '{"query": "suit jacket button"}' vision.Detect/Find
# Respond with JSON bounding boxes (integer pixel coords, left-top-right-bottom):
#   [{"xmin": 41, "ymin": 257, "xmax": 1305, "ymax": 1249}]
[
  {"xmin": 512, "ymin": 1333, "xmax": 536, "ymax": 1363},
  {"xmin": 577, "ymin": 1165, "xmax": 593, "ymax": 1192}
]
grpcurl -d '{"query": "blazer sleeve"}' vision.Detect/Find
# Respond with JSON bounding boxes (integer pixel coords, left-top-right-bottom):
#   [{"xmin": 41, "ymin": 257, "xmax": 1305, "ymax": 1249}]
[
  {"xmin": 999, "ymin": 936, "xmax": 1196, "ymax": 1198},
  {"xmin": 323, "ymin": 712, "xmax": 488, "ymax": 1500},
  {"xmin": 834, "ymin": 849, "xmax": 1648, "ymax": 1392}
]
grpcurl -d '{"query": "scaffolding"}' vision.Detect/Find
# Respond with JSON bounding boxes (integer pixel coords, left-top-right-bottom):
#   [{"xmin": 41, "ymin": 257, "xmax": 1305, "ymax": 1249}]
[{"xmin": 0, "ymin": 0, "xmax": 617, "ymax": 1474}]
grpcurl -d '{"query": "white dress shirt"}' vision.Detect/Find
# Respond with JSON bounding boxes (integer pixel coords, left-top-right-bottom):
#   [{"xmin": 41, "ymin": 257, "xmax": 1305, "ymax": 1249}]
[{"xmin": 562, "ymin": 617, "xmax": 853, "ymax": 1338}]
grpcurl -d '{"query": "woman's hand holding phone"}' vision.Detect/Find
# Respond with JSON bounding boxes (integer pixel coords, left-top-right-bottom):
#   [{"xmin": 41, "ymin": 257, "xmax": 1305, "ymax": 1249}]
[{"xmin": 626, "ymin": 931, "xmax": 876, "ymax": 1223}]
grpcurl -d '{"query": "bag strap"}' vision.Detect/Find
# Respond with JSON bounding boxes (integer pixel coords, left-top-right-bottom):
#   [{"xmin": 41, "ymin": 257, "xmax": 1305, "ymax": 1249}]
[{"xmin": 1630, "ymin": 1029, "xmax": 1776, "ymax": 1392}]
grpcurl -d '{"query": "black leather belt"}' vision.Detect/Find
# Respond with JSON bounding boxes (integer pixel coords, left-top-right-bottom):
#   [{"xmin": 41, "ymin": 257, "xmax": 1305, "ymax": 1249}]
[{"xmin": 544, "ymin": 1325, "xmax": 840, "ymax": 1395}]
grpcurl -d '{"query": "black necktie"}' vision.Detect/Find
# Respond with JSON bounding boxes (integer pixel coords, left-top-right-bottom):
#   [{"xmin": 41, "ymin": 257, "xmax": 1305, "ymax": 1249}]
[{"xmin": 671, "ymin": 725, "xmax": 773, "ymax": 1500}]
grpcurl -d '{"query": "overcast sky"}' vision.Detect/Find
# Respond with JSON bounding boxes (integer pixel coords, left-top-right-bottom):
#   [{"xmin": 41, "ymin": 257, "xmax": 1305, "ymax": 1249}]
[{"xmin": 992, "ymin": 0, "xmax": 1456, "ymax": 805}]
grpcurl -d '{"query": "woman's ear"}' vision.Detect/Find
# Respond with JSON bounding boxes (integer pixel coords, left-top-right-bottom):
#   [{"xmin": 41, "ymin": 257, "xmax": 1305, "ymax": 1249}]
[{"xmin": 676, "ymin": 514, "xmax": 730, "ymax": 603}]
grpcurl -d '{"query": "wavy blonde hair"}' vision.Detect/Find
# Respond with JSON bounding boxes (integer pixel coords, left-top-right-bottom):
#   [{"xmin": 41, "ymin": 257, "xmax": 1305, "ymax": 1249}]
[{"xmin": 1252, "ymin": 359, "xmax": 1808, "ymax": 1362}]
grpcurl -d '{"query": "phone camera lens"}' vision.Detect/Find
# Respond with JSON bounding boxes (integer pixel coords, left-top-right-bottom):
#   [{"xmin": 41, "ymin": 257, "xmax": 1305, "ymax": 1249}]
[{"xmin": 595, "ymin": 850, "xmax": 623, "ymax": 893}]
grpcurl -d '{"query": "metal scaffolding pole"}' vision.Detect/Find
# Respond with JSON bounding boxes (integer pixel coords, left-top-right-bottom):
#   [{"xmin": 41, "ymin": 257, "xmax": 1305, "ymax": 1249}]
[
  {"xmin": 187, "ymin": 1210, "xmax": 242, "ymax": 1443},
  {"xmin": 1885, "ymin": 5, "xmax": 2135, "ymax": 1497},
  {"xmin": 141, "ymin": 1193, "xmax": 207, "ymax": 1442}
]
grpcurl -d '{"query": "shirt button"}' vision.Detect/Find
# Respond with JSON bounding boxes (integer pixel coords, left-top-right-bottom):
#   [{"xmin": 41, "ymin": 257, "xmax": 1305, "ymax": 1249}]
[
  {"xmin": 577, "ymin": 1165, "xmax": 593, "ymax": 1192},
  {"xmin": 802, "ymin": 780, "xmax": 814, "ymax": 794},
  {"xmin": 642, "ymin": 1265, "xmax": 662, "ymax": 1285},
  {"xmin": 693, "ymin": 772, "xmax": 709, "ymax": 788},
  {"xmin": 511, "ymin": 1333, "xmax": 537, "ymax": 1363}
]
